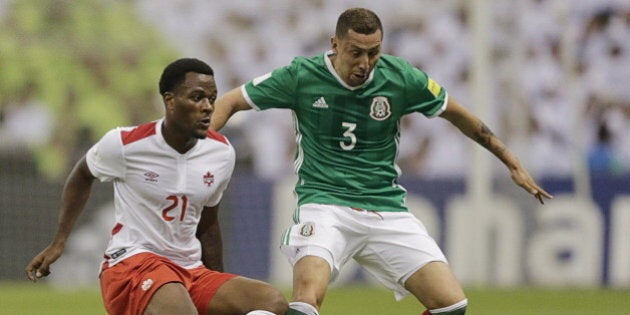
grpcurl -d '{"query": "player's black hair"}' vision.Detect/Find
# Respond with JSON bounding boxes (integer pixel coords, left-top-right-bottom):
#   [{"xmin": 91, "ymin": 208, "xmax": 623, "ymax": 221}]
[
  {"xmin": 335, "ymin": 8, "xmax": 383, "ymax": 39},
  {"xmin": 159, "ymin": 58, "xmax": 214, "ymax": 95}
]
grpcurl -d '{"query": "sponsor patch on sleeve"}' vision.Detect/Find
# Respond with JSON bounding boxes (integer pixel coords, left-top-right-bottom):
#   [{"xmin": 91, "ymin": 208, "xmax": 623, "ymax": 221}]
[{"xmin": 427, "ymin": 77, "xmax": 442, "ymax": 97}]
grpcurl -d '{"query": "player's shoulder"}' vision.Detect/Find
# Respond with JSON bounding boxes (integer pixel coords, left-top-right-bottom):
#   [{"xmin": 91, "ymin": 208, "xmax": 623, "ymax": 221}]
[
  {"xmin": 377, "ymin": 54, "xmax": 416, "ymax": 70},
  {"xmin": 377, "ymin": 54, "xmax": 429, "ymax": 83},
  {"xmin": 119, "ymin": 121, "xmax": 159, "ymax": 146},
  {"xmin": 289, "ymin": 52, "xmax": 325, "ymax": 69},
  {"xmin": 201, "ymin": 129, "xmax": 235, "ymax": 162},
  {"xmin": 204, "ymin": 129, "xmax": 230, "ymax": 146}
]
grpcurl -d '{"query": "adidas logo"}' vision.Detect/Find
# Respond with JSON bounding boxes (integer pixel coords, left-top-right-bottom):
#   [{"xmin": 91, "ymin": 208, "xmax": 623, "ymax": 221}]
[{"xmin": 312, "ymin": 97, "xmax": 328, "ymax": 108}]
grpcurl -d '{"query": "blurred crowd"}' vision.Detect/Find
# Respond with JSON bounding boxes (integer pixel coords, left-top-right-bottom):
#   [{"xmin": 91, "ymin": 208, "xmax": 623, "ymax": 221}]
[
  {"xmin": 134, "ymin": 0, "xmax": 630, "ymax": 180},
  {"xmin": 1, "ymin": 0, "xmax": 629, "ymax": 181}
]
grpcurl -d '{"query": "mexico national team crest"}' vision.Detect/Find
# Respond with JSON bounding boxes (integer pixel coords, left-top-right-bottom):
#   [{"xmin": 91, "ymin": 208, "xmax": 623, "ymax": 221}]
[
  {"xmin": 300, "ymin": 222, "xmax": 315, "ymax": 237},
  {"xmin": 370, "ymin": 96, "xmax": 391, "ymax": 121},
  {"xmin": 203, "ymin": 171, "xmax": 215, "ymax": 187}
]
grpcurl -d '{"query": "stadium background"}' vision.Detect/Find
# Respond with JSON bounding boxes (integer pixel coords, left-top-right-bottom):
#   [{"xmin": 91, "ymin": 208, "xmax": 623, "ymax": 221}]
[{"xmin": 1, "ymin": 0, "xmax": 629, "ymax": 313}]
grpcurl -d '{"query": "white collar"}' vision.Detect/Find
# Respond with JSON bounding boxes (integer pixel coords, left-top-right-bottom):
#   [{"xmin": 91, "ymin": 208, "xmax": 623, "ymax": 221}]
[{"xmin": 324, "ymin": 50, "xmax": 375, "ymax": 91}]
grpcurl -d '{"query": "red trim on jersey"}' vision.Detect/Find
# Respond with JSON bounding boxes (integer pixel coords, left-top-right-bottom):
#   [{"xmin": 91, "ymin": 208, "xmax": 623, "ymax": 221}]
[
  {"xmin": 111, "ymin": 223, "xmax": 123, "ymax": 235},
  {"xmin": 206, "ymin": 129, "xmax": 228, "ymax": 145},
  {"xmin": 121, "ymin": 122, "xmax": 157, "ymax": 145}
]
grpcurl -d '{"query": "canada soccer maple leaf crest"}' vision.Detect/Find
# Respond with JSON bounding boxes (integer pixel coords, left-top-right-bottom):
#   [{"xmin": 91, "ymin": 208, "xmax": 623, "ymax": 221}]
[{"xmin": 203, "ymin": 171, "xmax": 215, "ymax": 187}]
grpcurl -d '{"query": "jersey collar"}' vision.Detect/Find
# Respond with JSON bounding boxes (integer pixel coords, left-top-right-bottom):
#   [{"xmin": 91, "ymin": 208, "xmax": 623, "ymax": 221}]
[{"xmin": 324, "ymin": 50, "xmax": 375, "ymax": 91}]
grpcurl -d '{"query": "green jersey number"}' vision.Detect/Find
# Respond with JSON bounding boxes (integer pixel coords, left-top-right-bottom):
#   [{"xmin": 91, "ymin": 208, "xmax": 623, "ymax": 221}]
[{"xmin": 340, "ymin": 122, "xmax": 357, "ymax": 151}]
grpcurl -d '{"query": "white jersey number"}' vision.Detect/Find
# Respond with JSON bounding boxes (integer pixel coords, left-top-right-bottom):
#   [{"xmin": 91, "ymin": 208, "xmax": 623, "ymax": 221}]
[{"xmin": 340, "ymin": 122, "xmax": 357, "ymax": 151}]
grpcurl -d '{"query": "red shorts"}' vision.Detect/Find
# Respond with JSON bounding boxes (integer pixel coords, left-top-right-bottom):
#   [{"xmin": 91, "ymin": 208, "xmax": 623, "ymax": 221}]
[{"xmin": 99, "ymin": 252, "xmax": 236, "ymax": 315}]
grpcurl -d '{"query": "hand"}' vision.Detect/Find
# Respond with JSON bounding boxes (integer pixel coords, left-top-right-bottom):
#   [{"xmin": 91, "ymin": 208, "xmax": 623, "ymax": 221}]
[
  {"xmin": 25, "ymin": 244, "xmax": 64, "ymax": 282},
  {"xmin": 509, "ymin": 166, "xmax": 553, "ymax": 204}
]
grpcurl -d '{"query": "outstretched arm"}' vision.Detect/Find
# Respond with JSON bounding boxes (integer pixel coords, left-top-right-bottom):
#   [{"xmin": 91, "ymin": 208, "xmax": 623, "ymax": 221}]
[
  {"xmin": 439, "ymin": 97, "xmax": 553, "ymax": 204},
  {"xmin": 25, "ymin": 156, "xmax": 96, "ymax": 281},
  {"xmin": 196, "ymin": 205, "xmax": 224, "ymax": 272},
  {"xmin": 210, "ymin": 87, "xmax": 253, "ymax": 131}
]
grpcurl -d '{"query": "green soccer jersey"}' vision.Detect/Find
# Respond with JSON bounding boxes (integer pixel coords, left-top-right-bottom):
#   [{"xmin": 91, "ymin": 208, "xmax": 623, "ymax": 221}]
[{"xmin": 243, "ymin": 51, "xmax": 447, "ymax": 212}]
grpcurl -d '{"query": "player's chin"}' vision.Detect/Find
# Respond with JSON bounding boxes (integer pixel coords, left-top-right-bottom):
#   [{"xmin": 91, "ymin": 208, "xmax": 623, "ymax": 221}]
[
  {"xmin": 192, "ymin": 128, "xmax": 208, "ymax": 139},
  {"xmin": 349, "ymin": 74, "xmax": 367, "ymax": 86}
]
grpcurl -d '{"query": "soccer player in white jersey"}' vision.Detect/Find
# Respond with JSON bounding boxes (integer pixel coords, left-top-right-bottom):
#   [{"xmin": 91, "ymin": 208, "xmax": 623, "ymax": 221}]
[
  {"xmin": 211, "ymin": 8, "xmax": 553, "ymax": 315},
  {"xmin": 26, "ymin": 58, "xmax": 288, "ymax": 315}
]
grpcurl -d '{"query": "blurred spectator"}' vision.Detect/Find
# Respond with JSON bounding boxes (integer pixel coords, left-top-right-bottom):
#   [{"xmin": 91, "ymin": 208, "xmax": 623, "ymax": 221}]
[
  {"xmin": 0, "ymin": 82, "xmax": 53, "ymax": 149},
  {"xmin": 587, "ymin": 121, "xmax": 624, "ymax": 176}
]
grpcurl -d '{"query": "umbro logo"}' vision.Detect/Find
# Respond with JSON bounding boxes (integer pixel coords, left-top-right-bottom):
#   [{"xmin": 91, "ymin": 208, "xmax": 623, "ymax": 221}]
[
  {"xmin": 144, "ymin": 171, "xmax": 159, "ymax": 182},
  {"xmin": 312, "ymin": 97, "xmax": 328, "ymax": 109}
]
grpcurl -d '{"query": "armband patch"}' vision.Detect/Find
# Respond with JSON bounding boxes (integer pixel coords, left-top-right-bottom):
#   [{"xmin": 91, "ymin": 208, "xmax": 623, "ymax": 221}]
[{"xmin": 428, "ymin": 78, "xmax": 442, "ymax": 97}]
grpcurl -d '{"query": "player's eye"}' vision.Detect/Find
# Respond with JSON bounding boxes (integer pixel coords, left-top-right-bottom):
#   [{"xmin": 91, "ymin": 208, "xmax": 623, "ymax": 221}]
[{"xmin": 191, "ymin": 94, "xmax": 205, "ymax": 102}]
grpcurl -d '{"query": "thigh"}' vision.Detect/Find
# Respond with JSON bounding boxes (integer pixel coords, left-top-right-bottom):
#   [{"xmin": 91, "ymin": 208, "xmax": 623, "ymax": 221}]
[
  {"xmin": 404, "ymin": 261, "xmax": 466, "ymax": 310},
  {"xmin": 100, "ymin": 253, "xmax": 192, "ymax": 315},
  {"xmin": 355, "ymin": 212, "xmax": 447, "ymax": 300},
  {"xmin": 188, "ymin": 267, "xmax": 236, "ymax": 314},
  {"xmin": 280, "ymin": 204, "xmax": 364, "ymax": 278},
  {"xmin": 144, "ymin": 282, "xmax": 197, "ymax": 315},
  {"xmin": 204, "ymin": 276, "xmax": 287, "ymax": 315}
]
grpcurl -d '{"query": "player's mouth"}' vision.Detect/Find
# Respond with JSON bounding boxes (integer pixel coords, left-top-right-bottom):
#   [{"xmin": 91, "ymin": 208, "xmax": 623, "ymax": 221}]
[{"xmin": 198, "ymin": 117, "xmax": 211, "ymax": 129}]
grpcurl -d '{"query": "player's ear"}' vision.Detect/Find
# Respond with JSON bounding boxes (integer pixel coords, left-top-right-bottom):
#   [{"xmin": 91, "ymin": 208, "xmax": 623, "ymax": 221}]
[
  {"xmin": 163, "ymin": 92, "xmax": 175, "ymax": 111},
  {"xmin": 331, "ymin": 37, "xmax": 338, "ymax": 53}
]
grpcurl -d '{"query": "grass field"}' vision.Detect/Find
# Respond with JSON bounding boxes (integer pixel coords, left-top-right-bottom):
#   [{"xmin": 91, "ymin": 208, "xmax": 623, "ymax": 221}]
[{"xmin": 2, "ymin": 282, "xmax": 630, "ymax": 314}]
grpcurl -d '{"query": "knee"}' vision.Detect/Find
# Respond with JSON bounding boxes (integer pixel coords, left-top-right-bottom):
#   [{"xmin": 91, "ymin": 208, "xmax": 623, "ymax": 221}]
[{"xmin": 259, "ymin": 286, "xmax": 289, "ymax": 314}]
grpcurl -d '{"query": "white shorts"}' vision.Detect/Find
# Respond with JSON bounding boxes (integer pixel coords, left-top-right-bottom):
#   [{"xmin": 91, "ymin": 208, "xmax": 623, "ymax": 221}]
[{"xmin": 280, "ymin": 203, "xmax": 447, "ymax": 300}]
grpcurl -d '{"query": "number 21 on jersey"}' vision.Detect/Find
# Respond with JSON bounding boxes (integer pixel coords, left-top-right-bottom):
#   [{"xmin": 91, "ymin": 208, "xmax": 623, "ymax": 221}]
[{"xmin": 162, "ymin": 195, "xmax": 188, "ymax": 221}]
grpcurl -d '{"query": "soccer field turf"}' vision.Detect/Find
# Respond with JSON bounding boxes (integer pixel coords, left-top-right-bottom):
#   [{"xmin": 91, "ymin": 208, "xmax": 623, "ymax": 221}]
[{"xmin": 1, "ymin": 282, "xmax": 629, "ymax": 314}]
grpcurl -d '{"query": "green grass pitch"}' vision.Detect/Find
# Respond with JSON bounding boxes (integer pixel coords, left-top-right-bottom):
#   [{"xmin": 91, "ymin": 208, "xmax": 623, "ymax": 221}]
[{"xmin": 2, "ymin": 282, "xmax": 629, "ymax": 314}]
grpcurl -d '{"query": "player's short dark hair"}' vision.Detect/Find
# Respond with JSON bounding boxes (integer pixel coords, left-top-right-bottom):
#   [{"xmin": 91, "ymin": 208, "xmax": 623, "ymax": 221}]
[
  {"xmin": 335, "ymin": 8, "xmax": 383, "ymax": 39},
  {"xmin": 159, "ymin": 58, "xmax": 214, "ymax": 95}
]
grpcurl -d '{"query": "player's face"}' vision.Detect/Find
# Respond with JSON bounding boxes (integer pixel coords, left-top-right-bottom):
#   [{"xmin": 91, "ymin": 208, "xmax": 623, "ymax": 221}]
[
  {"xmin": 331, "ymin": 29, "xmax": 382, "ymax": 87},
  {"xmin": 165, "ymin": 72, "xmax": 217, "ymax": 139}
]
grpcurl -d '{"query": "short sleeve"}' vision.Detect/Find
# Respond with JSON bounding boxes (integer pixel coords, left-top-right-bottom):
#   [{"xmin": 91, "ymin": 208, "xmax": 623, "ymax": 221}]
[
  {"xmin": 242, "ymin": 59, "xmax": 299, "ymax": 111},
  {"xmin": 85, "ymin": 128, "xmax": 126, "ymax": 182},
  {"xmin": 404, "ymin": 65, "xmax": 448, "ymax": 117}
]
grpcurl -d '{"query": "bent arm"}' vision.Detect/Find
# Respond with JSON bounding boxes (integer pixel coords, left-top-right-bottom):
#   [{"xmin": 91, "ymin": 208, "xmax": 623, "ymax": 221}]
[
  {"xmin": 26, "ymin": 156, "xmax": 96, "ymax": 281},
  {"xmin": 439, "ymin": 97, "xmax": 552, "ymax": 203},
  {"xmin": 196, "ymin": 204, "xmax": 224, "ymax": 272},
  {"xmin": 210, "ymin": 87, "xmax": 253, "ymax": 131}
]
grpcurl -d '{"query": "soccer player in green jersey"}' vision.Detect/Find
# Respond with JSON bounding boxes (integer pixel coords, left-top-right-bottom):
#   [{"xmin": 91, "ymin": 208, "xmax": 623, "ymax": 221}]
[{"xmin": 211, "ymin": 7, "xmax": 552, "ymax": 315}]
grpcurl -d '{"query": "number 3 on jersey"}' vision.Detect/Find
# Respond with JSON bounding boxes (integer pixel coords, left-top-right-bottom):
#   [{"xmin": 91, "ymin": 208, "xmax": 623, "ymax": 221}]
[
  {"xmin": 162, "ymin": 195, "xmax": 188, "ymax": 221},
  {"xmin": 340, "ymin": 122, "xmax": 357, "ymax": 151}
]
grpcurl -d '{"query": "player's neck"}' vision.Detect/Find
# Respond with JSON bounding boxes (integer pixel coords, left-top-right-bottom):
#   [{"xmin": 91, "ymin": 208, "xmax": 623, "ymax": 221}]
[{"xmin": 162, "ymin": 121, "xmax": 197, "ymax": 154}]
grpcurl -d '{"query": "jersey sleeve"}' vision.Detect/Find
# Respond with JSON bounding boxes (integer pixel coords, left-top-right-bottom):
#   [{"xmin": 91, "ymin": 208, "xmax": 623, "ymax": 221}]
[
  {"xmin": 403, "ymin": 64, "xmax": 448, "ymax": 118},
  {"xmin": 242, "ymin": 58, "xmax": 299, "ymax": 111},
  {"xmin": 85, "ymin": 128, "xmax": 126, "ymax": 182}
]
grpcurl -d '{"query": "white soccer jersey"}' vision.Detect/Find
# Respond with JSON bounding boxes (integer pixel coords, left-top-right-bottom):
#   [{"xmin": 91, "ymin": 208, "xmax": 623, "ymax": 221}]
[{"xmin": 86, "ymin": 119, "xmax": 235, "ymax": 269}]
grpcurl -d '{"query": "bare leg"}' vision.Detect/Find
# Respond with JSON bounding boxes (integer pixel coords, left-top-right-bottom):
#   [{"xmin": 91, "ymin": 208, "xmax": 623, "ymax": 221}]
[
  {"xmin": 291, "ymin": 256, "xmax": 331, "ymax": 310},
  {"xmin": 144, "ymin": 282, "xmax": 197, "ymax": 315},
  {"xmin": 404, "ymin": 261, "xmax": 466, "ymax": 310},
  {"xmin": 207, "ymin": 276, "xmax": 288, "ymax": 315}
]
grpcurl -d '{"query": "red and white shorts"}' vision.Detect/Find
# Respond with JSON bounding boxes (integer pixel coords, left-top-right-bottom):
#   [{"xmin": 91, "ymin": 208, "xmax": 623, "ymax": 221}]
[{"xmin": 99, "ymin": 252, "xmax": 236, "ymax": 315}]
